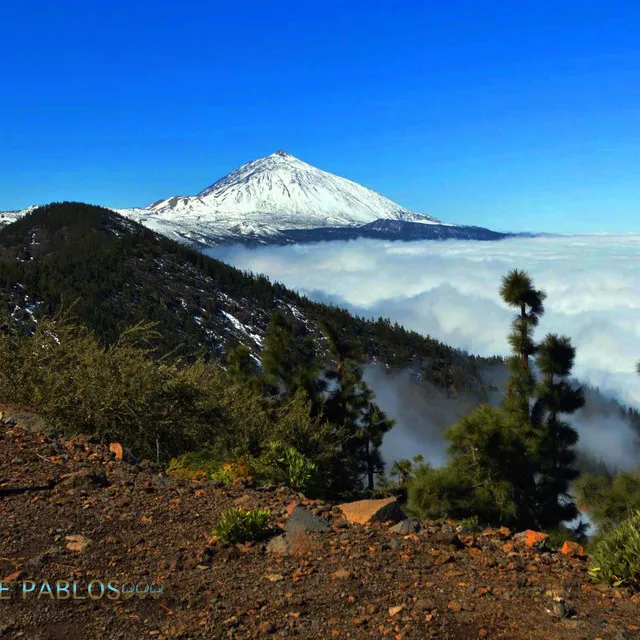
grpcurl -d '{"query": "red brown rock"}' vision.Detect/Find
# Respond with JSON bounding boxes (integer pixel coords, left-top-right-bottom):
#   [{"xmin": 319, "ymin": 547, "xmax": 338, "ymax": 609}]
[
  {"xmin": 525, "ymin": 531, "xmax": 549, "ymax": 548},
  {"xmin": 285, "ymin": 500, "xmax": 299, "ymax": 516},
  {"xmin": 337, "ymin": 497, "xmax": 405, "ymax": 525},
  {"xmin": 109, "ymin": 442, "xmax": 124, "ymax": 461},
  {"xmin": 561, "ymin": 541, "xmax": 586, "ymax": 557},
  {"xmin": 65, "ymin": 534, "xmax": 92, "ymax": 552},
  {"xmin": 3, "ymin": 571, "xmax": 24, "ymax": 582},
  {"xmin": 514, "ymin": 530, "xmax": 549, "ymax": 548}
]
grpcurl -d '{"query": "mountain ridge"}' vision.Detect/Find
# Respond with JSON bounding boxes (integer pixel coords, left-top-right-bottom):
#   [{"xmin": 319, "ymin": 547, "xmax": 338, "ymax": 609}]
[
  {"xmin": 0, "ymin": 152, "xmax": 517, "ymax": 247},
  {"xmin": 0, "ymin": 202, "xmax": 496, "ymax": 392}
]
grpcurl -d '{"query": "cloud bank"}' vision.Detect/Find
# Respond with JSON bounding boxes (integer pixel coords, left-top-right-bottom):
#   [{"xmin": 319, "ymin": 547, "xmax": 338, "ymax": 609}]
[
  {"xmin": 210, "ymin": 235, "xmax": 640, "ymax": 407},
  {"xmin": 208, "ymin": 235, "xmax": 640, "ymax": 469}
]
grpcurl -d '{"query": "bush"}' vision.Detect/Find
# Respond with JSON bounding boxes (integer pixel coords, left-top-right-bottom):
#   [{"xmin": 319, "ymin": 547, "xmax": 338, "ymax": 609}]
[
  {"xmin": 257, "ymin": 443, "xmax": 319, "ymax": 493},
  {"xmin": 458, "ymin": 515, "xmax": 482, "ymax": 532},
  {"xmin": 0, "ymin": 311, "xmax": 276, "ymax": 463},
  {"xmin": 166, "ymin": 450, "xmax": 252, "ymax": 484},
  {"xmin": 212, "ymin": 508, "xmax": 271, "ymax": 544},
  {"xmin": 588, "ymin": 511, "xmax": 640, "ymax": 588},
  {"xmin": 0, "ymin": 313, "xmax": 229, "ymax": 460},
  {"xmin": 408, "ymin": 462, "xmax": 474, "ymax": 521},
  {"xmin": 575, "ymin": 469, "xmax": 640, "ymax": 533}
]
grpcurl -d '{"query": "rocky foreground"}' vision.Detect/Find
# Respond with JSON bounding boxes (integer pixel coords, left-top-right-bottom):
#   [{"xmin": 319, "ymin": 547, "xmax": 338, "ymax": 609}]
[{"xmin": 0, "ymin": 408, "xmax": 638, "ymax": 640}]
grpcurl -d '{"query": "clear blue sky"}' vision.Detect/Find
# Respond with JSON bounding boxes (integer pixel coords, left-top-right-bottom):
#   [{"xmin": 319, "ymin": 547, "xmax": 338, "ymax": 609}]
[{"xmin": 2, "ymin": 0, "xmax": 639, "ymax": 232}]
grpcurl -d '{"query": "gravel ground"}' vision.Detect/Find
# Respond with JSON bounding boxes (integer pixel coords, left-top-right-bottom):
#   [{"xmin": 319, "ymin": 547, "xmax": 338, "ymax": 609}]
[{"xmin": 1, "ymin": 409, "xmax": 639, "ymax": 640}]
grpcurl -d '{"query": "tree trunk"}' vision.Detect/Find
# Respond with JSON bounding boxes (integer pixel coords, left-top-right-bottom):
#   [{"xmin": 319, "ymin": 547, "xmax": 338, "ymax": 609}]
[
  {"xmin": 520, "ymin": 302, "xmax": 528, "ymax": 370},
  {"xmin": 366, "ymin": 439, "xmax": 374, "ymax": 492}
]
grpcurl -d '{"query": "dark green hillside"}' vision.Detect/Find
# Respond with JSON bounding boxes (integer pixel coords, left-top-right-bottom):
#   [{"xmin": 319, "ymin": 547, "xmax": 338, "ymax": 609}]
[{"xmin": 0, "ymin": 202, "xmax": 499, "ymax": 391}]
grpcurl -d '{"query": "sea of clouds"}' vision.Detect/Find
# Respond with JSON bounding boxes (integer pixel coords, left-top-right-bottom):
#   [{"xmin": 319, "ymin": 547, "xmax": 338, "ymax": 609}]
[{"xmin": 208, "ymin": 234, "xmax": 640, "ymax": 469}]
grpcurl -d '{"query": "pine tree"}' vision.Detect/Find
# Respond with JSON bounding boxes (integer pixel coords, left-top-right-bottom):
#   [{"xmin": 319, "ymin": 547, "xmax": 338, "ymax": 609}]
[
  {"xmin": 261, "ymin": 310, "xmax": 325, "ymax": 410},
  {"xmin": 227, "ymin": 344, "xmax": 257, "ymax": 380},
  {"xmin": 321, "ymin": 321, "xmax": 394, "ymax": 492},
  {"xmin": 499, "ymin": 269, "xmax": 546, "ymax": 419},
  {"xmin": 534, "ymin": 334, "xmax": 584, "ymax": 528},
  {"xmin": 360, "ymin": 400, "xmax": 394, "ymax": 491},
  {"xmin": 411, "ymin": 269, "xmax": 585, "ymax": 530},
  {"xmin": 226, "ymin": 344, "xmax": 264, "ymax": 395}
]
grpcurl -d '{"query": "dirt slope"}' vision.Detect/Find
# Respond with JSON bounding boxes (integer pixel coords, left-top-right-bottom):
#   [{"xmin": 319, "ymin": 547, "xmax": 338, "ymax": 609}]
[{"xmin": 0, "ymin": 409, "xmax": 637, "ymax": 640}]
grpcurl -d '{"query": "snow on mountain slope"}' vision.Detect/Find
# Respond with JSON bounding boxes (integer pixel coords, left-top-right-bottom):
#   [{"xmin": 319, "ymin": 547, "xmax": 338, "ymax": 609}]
[
  {"xmin": 0, "ymin": 207, "xmax": 36, "ymax": 227},
  {"xmin": 2, "ymin": 152, "xmax": 516, "ymax": 247},
  {"xmin": 143, "ymin": 150, "xmax": 441, "ymax": 230}
]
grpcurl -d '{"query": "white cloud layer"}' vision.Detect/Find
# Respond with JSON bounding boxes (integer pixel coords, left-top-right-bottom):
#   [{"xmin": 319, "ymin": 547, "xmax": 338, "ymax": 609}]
[{"xmin": 210, "ymin": 234, "xmax": 640, "ymax": 409}]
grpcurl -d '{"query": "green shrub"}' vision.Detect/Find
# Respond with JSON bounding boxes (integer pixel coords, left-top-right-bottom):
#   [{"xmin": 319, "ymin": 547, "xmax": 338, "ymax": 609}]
[
  {"xmin": 575, "ymin": 469, "xmax": 640, "ymax": 533},
  {"xmin": 408, "ymin": 462, "xmax": 474, "ymax": 521},
  {"xmin": 212, "ymin": 508, "xmax": 271, "ymax": 544},
  {"xmin": 0, "ymin": 311, "xmax": 275, "ymax": 463},
  {"xmin": 258, "ymin": 442, "xmax": 319, "ymax": 493},
  {"xmin": 0, "ymin": 313, "xmax": 227, "ymax": 459},
  {"xmin": 588, "ymin": 511, "xmax": 640, "ymax": 588},
  {"xmin": 458, "ymin": 515, "xmax": 482, "ymax": 533}
]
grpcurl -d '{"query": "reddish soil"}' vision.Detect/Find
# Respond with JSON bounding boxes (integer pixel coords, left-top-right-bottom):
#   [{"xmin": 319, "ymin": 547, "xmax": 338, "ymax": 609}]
[{"xmin": 1, "ymin": 411, "xmax": 638, "ymax": 639}]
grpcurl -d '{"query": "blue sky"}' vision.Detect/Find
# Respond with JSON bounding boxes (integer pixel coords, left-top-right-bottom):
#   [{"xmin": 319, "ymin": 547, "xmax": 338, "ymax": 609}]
[{"xmin": 1, "ymin": 0, "xmax": 639, "ymax": 232}]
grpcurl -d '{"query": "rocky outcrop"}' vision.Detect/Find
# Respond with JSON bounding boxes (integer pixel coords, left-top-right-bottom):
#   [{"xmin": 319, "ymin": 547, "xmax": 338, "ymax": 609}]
[{"xmin": 337, "ymin": 496, "xmax": 406, "ymax": 525}]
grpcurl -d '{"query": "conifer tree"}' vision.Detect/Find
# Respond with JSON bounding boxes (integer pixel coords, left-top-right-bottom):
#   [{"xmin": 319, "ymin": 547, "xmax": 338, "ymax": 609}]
[
  {"xmin": 227, "ymin": 344, "xmax": 258, "ymax": 380},
  {"xmin": 534, "ymin": 334, "xmax": 584, "ymax": 528},
  {"xmin": 499, "ymin": 269, "xmax": 546, "ymax": 418},
  {"xmin": 261, "ymin": 310, "xmax": 325, "ymax": 411},
  {"xmin": 226, "ymin": 344, "xmax": 264, "ymax": 395},
  {"xmin": 410, "ymin": 269, "xmax": 584, "ymax": 531},
  {"xmin": 360, "ymin": 400, "xmax": 394, "ymax": 491},
  {"xmin": 321, "ymin": 320, "xmax": 394, "ymax": 492}
]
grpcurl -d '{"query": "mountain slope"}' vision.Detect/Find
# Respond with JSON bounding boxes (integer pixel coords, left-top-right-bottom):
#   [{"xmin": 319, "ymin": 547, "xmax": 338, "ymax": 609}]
[
  {"xmin": 3, "ymin": 420, "xmax": 635, "ymax": 640},
  {"xmin": 0, "ymin": 202, "xmax": 498, "ymax": 391},
  {"xmin": 0, "ymin": 208, "xmax": 34, "ymax": 228}
]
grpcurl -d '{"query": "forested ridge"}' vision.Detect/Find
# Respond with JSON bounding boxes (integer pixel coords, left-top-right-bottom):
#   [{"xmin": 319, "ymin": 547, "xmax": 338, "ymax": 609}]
[{"xmin": 0, "ymin": 201, "xmax": 499, "ymax": 391}]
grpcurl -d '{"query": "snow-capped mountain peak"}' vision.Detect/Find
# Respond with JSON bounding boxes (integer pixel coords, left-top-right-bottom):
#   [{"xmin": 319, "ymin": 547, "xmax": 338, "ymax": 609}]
[
  {"xmin": 145, "ymin": 150, "xmax": 441, "ymax": 229},
  {"xmin": 2, "ymin": 152, "xmax": 512, "ymax": 247}
]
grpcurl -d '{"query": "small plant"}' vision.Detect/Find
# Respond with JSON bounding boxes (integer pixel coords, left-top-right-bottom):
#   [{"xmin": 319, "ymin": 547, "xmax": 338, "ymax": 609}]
[
  {"xmin": 167, "ymin": 451, "xmax": 218, "ymax": 480},
  {"xmin": 259, "ymin": 443, "xmax": 319, "ymax": 493},
  {"xmin": 167, "ymin": 450, "xmax": 251, "ymax": 484},
  {"xmin": 212, "ymin": 508, "xmax": 271, "ymax": 544},
  {"xmin": 276, "ymin": 446, "xmax": 318, "ymax": 492},
  {"xmin": 588, "ymin": 510, "xmax": 640, "ymax": 588},
  {"xmin": 458, "ymin": 515, "xmax": 482, "ymax": 533},
  {"xmin": 374, "ymin": 455, "xmax": 425, "ymax": 501}
]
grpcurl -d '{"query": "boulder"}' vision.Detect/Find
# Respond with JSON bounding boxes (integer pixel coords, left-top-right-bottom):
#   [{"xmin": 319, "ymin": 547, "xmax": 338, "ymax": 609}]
[
  {"xmin": 561, "ymin": 541, "xmax": 586, "ymax": 557},
  {"xmin": 513, "ymin": 530, "xmax": 549, "ymax": 548},
  {"xmin": 337, "ymin": 497, "xmax": 405, "ymax": 525},
  {"xmin": 285, "ymin": 506, "xmax": 329, "ymax": 535},
  {"xmin": 389, "ymin": 517, "xmax": 421, "ymax": 535},
  {"xmin": 0, "ymin": 408, "xmax": 49, "ymax": 433},
  {"xmin": 58, "ymin": 469, "xmax": 108, "ymax": 489}
]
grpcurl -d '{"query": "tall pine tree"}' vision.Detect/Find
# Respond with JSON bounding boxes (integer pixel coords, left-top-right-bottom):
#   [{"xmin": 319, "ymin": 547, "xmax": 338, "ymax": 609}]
[
  {"xmin": 321, "ymin": 320, "xmax": 394, "ymax": 492},
  {"xmin": 410, "ymin": 269, "xmax": 584, "ymax": 531},
  {"xmin": 499, "ymin": 269, "xmax": 546, "ymax": 419},
  {"xmin": 534, "ymin": 334, "xmax": 584, "ymax": 528}
]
